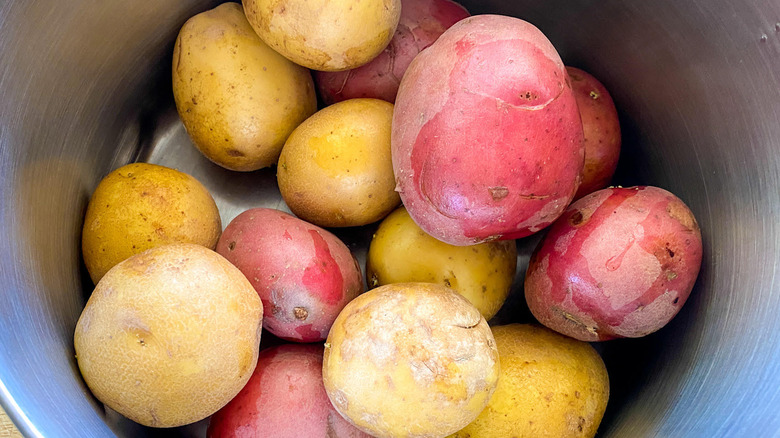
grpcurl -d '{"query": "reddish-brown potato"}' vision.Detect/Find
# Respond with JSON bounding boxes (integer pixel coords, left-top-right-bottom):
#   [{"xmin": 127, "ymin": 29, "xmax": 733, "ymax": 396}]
[
  {"xmin": 216, "ymin": 208, "xmax": 364, "ymax": 342},
  {"xmin": 524, "ymin": 186, "xmax": 703, "ymax": 341},
  {"xmin": 314, "ymin": 0, "xmax": 470, "ymax": 105},
  {"xmin": 208, "ymin": 344, "xmax": 370, "ymax": 438},
  {"xmin": 567, "ymin": 66, "xmax": 622, "ymax": 199},
  {"xmin": 392, "ymin": 15, "xmax": 585, "ymax": 246}
]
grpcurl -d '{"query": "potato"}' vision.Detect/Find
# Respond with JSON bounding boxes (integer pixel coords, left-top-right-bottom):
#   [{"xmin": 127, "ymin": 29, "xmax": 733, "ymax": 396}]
[
  {"xmin": 208, "ymin": 344, "xmax": 371, "ymax": 438},
  {"xmin": 525, "ymin": 186, "xmax": 703, "ymax": 341},
  {"xmin": 392, "ymin": 15, "xmax": 585, "ymax": 246},
  {"xmin": 567, "ymin": 67, "xmax": 621, "ymax": 199},
  {"xmin": 277, "ymin": 98, "xmax": 400, "ymax": 227},
  {"xmin": 172, "ymin": 2, "xmax": 316, "ymax": 171},
  {"xmin": 314, "ymin": 0, "xmax": 470, "ymax": 104},
  {"xmin": 323, "ymin": 282, "xmax": 499, "ymax": 438},
  {"xmin": 216, "ymin": 208, "xmax": 363, "ymax": 342},
  {"xmin": 74, "ymin": 244, "xmax": 263, "ymax": 428},
  {"xmin": 243, "ymin": 0, "xmax": 401, "ymax": 71},
  {"xmin": 452, "ymin": 324, "xmax": 609, "ymax": 438},
  {"xmin": 366, "ymin": 206, "xmax": 516, "ymax": 320},
  {"xmin": 81, "ymin": 162, "xmax": 221, "ymax": 284}
]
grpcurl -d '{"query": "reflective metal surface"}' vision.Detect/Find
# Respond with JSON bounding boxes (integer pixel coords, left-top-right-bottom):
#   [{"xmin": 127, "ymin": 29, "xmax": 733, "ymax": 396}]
[{"xmin": 1, "ymin": 0, "xmax": 779, "ymax": 436}]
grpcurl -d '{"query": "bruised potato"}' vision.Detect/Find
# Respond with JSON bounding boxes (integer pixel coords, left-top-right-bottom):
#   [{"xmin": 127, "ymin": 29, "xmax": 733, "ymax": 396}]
[
  {"xmin": 173, "ymin": 2, "xmax": 316, "ymax": 171},
  {"xmin": 367, "ymin": 206, "xmax": 516, "ymax": 320},
  {"xmin": 323, "ymin": 283, "xmax": 499, "ymax": 438},
  {"xmin": 74, "ymin": 244, "xmax": 263, "ymax": 428},
  {"xmin": 81, "ymin": 163, "xmax": 221, "ymax": 284}
]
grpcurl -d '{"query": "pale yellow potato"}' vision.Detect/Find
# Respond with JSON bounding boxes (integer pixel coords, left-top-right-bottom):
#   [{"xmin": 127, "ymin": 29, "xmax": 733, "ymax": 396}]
[
  {"xmin": 367, "ymin": 207, "xmax": 517, "ymax": 320},
  {"xmin": 243, "ymin": 0, "xmax": 401, "ymax": 71},
  {"xmin": 74, "ymin": 244, "xmax": 263, "ymax": 428},
  {"xmin": 451, "ymin": 324, "xmax": 609, "ymax": 438},
  {"xmin": 323, "ymin": 283, "xmax": 499, "ymax": 438},
  {"xmin": 277, "ymin": 98, "xmax": 400, "ymax": 227},
  {"xmin": 172, "ymin": 2, "xmax": 316, "ymax": 171},
  {"xmin": 81, "ymin": 163, "xmax": 221, "ymax": 284}
]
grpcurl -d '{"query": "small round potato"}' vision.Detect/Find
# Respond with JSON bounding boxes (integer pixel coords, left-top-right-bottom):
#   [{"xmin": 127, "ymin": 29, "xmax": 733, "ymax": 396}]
[
  {"xmin": 243, "ymin": 0, "xmax": 401, "ymax": 71},
  {"xmin": 452, "ymin": 324, "xmax": 609, "ymax": 438},
  {"xmin": 81, "ymin": 162, "xmax": 221, "ymax": 284},
  {"xmin": 74, "ymin": 244, "xmax": 263, "ymax": 428},
  {"xmin": 277, "ymin": 99, "xmax": 400, "ymax": 227},
  {"xmin": 367, "ymin": 207, "xmax": 517, "ymax": 320},
  {"xmin": 173, "ymin": 2, "xmax": 317, "ymax": 171},
  {"xmin": 323, "ymin": 283, "xmax": 499, "ymax": 438}
]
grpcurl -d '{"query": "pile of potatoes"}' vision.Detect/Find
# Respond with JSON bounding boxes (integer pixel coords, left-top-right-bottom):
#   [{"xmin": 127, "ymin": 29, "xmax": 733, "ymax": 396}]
[{"xmin": 74, "ymin": 0, "xmax": 704, "ymax": 437}]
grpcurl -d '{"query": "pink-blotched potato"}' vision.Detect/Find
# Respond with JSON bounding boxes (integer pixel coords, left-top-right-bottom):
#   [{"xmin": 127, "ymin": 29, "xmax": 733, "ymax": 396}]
[
  {"xmin": 314, "ymin": 0, "xmax": 470, "ymax": 105},
  {"xmin": 208, "ymin": 344, "xmax": 371, "ymax": 438},
  {"xmin": 392, "ymin": 14, "xmax": 585, "ymax": 246},
  {"xmin": 216, "ymin": 208, "xmax": 364, "ymax": 342},
  {"xmin": 567, "ymin": 66, "xmax": 622, "ymax": 200},
  {"xmin": 524, "ymin": 186, "xmax": 703, "ymax": 341}
]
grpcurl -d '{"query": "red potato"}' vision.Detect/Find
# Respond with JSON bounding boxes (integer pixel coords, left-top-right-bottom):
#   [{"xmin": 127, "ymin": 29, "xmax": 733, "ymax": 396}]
[
  {"xmin": 208, "ymin": 344, "xmax": 370, "ymax": 438},
  {"xmin": 216, "ymin": 208, "xmax": 363, "ymax": 342},
  {"xmin": 524, "ymin": 186, "xmax": 703, "ymax": 341},
  {"xmin": 567, "ymin": 66, "xmax": 622, "ymax": 199},
  {"xmin": 314, "ymin": 0, "xmax": 470, "ymax": 105},
  {"xmin": 392, "ymin": 15, "xmax": 585, "ymax": 246}
]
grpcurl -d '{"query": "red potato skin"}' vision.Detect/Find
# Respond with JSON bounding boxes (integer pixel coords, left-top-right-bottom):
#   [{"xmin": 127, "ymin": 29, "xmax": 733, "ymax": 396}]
[
  {"xmin": 208, "ymin": 344, "xmax": 371, "ymax": 438},
  {"xmin": 314, "ymin": 0, "xmax": 470, "ymax": 105},
  {"xmin": 524, "ymin": 186, "xmax": 703, "ymax": 341},
  {"xmin": 567, "ymin": 66, "xmax": 622, "ymax": 200},
  {"xmin": 216, "ymin": 208, "xmax": 363, "ymax": 342},
  {"xmin": 392, "ymin": 15, "xmax": 585, "ymax": 246}
]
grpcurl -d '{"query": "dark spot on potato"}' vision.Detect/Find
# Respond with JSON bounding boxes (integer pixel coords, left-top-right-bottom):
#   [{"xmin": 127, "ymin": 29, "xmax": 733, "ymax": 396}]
[
  {"xmin": 666, "ymin": 247, "xmax": 675, "ymax": 258},
  {"xmin": 294, "ymin": 307, "xmax": 309, "ymax": 320},
  {"xmin": 575, "ymin": 390, "xmax": 581, "ymax": 398},
  {"xmin": 191, "ymin": 96, "xmax": 197, "ymax": 105},
  {"xmin": 369, "ymin": 272, "xmax": 379, "ymax": 288},
  {"xmin": 590, "ymin": 90, "xmax": 600, "ymax": 99},
  {"xmin": 578, "ymin": 416, "xmax": 586, "ymax": 432},
  {"xmin": 489, "ymin": 186, "xmax": 509, "ymax": 201},
  {"xmin": 227, "ymin": 149, "xmax": 244, "ymax": 157},
  {"xmin": 228, "ymin": 241, "xmax": 236, "ymax": 251},
  {"xmin": 570, "ymin": 211, "xmax": 584, "ymax": 226},
  {"xmin": 673, "ymin": 297, "xmax": 680, "ymax": 304}
]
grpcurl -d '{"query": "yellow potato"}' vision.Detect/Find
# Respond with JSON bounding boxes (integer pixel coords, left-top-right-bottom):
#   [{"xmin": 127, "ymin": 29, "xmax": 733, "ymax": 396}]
[
  {"xmin": 243, "ymin": 0, "xmax": 401, "ymax": 71},
  {"xmin": 172, "ymin": 2, "xmax": 316, "ymax": 171},
  {"xmin": 451, "ymin": 324, "xmax": 609, "ymax": 438},
  {"xmin": 81, "ymin": 163, "xmax": 221, "ymax": 284},
  {"xmin": 367, "ymin": 207, "xmax": 517, "ymax": 320},
  {"xmin": 323, "ymin": 283, "xmax": 499, "ymax": 438},
  {"xmin": 277, "ymin": 98, "xmax": 400, "ymax": 227},
  {"xmin": 74, "ymin": 244, "xmax": 263, "ymax": 428}
]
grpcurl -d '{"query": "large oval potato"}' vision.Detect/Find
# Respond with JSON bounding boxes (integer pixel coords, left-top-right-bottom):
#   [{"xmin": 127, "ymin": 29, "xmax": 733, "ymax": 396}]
[
  {"xmin": 323, "ymin": 283, "xmax": 499, "ymax": 438},
  {"xmin": 243, "ymin": 0, "xmax": 401, "ymax": 71},
  {"xmin": 367, "ymin": 206, "xmax": 516, "ymax": 320},
  {"xmin": 74, "ymin": 244, "xmax": 263, "ymax": 428},
  {"xmin": 392, "ymin": 15, "xmax": 585, "ymax": 246},
  {"xmin": 173, "ymin": 2, "xmax": 316, "ymax": 171},
  {"xmin": 81, "ymin": 162, "xmax": 221, "ymax": 284}
]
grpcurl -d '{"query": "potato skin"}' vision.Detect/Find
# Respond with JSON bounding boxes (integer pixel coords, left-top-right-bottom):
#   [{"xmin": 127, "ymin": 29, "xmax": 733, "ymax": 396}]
[
  {"xmin": 244, "ymin": 0, "xmax": 401, "ymax": 71},
  {"xmin": 172, "ymin": 2, "xmax": 316, "ymax": 171},
  {"xmin": 392, "ymin": 15, "xmax": 585, "ymax": 246},
  {"xmin": 525, "ymin": 186, "xmax": 703, "ymax": 341},
  {"xmin": 314, "ymin": 0, "xmax": 470, "ymax": 104},
  {"xmin": 366, "ymin": 206, "xmax": 517, "ymax": 320},
  {"xmin": 452, "ymin": 324, "xmax": 609, "ymax": 438},
  {"xmin": 278, "ymin": 98, "xmax": 400, "ymax": 227},
  {"xmin": 81, "ymin": 162, "xmax": 221, "ymax": 284},
  {"xmin": 208, "ymin": 344, "xmax": 370, "ymax": 438},
  {"xmin": 323, "ymin": 283, "xmax": 499, "ymax": 438},
  {"xmin": 567, "ymin": 67, "xmax": 621, "ymax": 200},
  {"xmin": 74, "ymin": 244, "xmax": 263, "ymax": 428},
  {"xmin": 216, "ymin": 208, "xmax": 363, "ymax": 342}
]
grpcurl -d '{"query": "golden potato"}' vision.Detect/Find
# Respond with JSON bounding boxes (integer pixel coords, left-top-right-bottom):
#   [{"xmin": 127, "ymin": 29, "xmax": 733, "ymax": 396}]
[
  {"xmin": 323, "ymin": 283, "xmax": 499, "ymax": 438},
  {"xmin": 81, "ymin": 163, "xmax": 221, "ymax": 284},
  {"xmin": 243, "ymin": 0, "xmax": 401, "ymax": 71},
  {"xmin": 74, "ymin": 244, "xmax": 263, "ymax": 428},
  {"xmin": 172, "ymin": 2, "xmax": 316, "ymax": 171},
  {"xmin": 367, "ymin": 207, "xmax": 517, "ymax": 320},
  {"xmin": 277, "ymin": 98, "xmax": 400, "ymax": 227},
  {"xmin": 451, "ymin": 324, "xmax": 609, "ymax": 438}
]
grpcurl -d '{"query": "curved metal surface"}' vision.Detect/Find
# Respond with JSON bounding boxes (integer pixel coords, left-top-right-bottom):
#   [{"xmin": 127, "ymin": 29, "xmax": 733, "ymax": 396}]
[{"xmin": 1, "ymin": 0, "xmax": 779, "ymax": 437}]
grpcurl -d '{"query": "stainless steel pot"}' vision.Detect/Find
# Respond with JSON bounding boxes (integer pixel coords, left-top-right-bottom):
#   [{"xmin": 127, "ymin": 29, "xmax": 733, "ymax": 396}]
[{"xmin": 2, "ymin": 0, "xmax": 779, "ymax": 436}]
